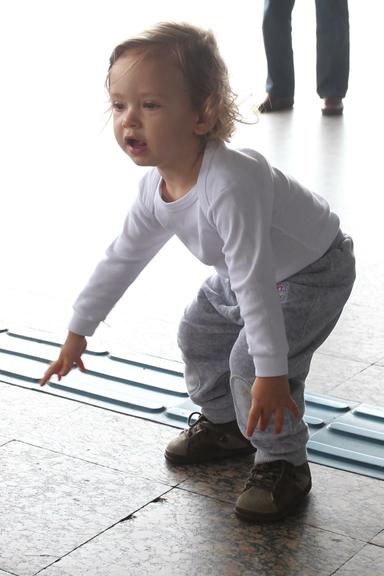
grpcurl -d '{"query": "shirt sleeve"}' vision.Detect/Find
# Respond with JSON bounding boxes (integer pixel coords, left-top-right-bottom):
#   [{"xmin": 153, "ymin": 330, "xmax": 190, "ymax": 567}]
[
  {"xmin": 68, "ymin": 193, "xmax": 173, "ymax": 336},
  {"xmin": 207, "ymin": 155, "xmax": 289, "ymax": 377}
]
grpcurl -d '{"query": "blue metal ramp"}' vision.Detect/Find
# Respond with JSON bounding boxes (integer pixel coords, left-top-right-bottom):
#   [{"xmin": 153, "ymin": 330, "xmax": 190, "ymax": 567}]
[{"xmin": 0, "ymin": 329, "xmax": 383, "ymax": 480}]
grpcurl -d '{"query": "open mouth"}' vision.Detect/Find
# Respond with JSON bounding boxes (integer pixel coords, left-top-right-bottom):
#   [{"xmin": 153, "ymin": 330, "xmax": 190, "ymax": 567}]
[{"xmin": 125, "ymin": 138, "xmax": 147, "ymax": 153}]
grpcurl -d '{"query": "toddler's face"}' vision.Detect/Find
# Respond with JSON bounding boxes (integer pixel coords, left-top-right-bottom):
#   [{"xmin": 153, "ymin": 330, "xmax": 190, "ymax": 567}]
[{"xmin": 109, "ymin": 50, "xmax": 206, "ymax": 173}]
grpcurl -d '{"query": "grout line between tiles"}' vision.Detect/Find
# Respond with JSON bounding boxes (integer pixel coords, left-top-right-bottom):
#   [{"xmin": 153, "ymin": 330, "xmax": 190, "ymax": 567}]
[
  {"xmin": 328, "ymin": 541, "xmax": 374, "ymax": 576},
  {"xmin": 369, "ymin": 528, "xmax": 384, "ymax": 548},
  {"xmin": 316, "ymin": 349, "xmax": 383, "ymax": 365},
  {"xmin": 0, "ymin": 568, "xmax": 19, "ymax": 576},
  {"xmin": 174, "ymin": 483, "xmax": 238, "ymax": 506},
  {"xmin": 326, "ymin": 361, "xmax": 384, "ymax": 402},
  {"xmin": 301, "ymin": 521, "xmax": 369, "ymax": 548},
  {"xmin": 0, "ymin": 439, "xmax": 15, "ymax": 449},
  {"xmin": 174, "ymin": 485, "xmax": 381, "ymax": 549},
  {"xmin": 344, "ymin": 361, "xmax": 384, "ymax": 379},
  {"xmin": 0, "ymin": 380, "xmax": 88, "ymax": 416},
  {"xmin": 31, "ymin": 487, "xmax": 176, "ymax": 576},
  {"xmin": 370, "ymin": 542, "xmax": 384, "ymax": 550},
  {"xmin": 5, "ymin": 439, "xmax": 178, "ymax": 488}
]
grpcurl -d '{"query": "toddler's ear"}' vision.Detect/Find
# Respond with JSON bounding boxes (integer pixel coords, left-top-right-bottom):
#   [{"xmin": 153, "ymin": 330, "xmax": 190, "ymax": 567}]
[
  {"xmin": 193, "ymin": 98, "xmax": 216, "ymax": 136},
  {"xmin": 194, "ymin": 121, "xmax": 210, "ymax": 136}
]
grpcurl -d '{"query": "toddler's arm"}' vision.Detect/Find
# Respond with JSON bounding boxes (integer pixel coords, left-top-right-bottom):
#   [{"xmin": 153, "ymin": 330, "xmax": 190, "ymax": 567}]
[{"xmin": 39, "ymin": 332, "xmax": 87, "ymax": 386}]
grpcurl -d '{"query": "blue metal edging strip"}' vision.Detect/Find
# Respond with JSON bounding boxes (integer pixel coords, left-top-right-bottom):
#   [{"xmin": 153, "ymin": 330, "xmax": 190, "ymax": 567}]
[{"xmin": 0, "ymin": 330, "xmax": 383, "ymax": 480}]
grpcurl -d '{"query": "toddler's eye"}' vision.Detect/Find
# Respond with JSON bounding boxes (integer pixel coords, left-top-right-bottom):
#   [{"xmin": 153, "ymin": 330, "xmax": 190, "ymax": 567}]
[
  {"xmin": 143, "ymin": 101, "xmax": 160, "ymax": 110},
  {"xmin": 111, "ymin": 100, "xmax": 125, "ymax": 111}
]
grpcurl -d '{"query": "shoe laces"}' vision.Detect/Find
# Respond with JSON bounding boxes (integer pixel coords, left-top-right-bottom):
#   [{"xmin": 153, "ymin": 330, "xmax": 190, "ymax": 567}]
[
  {"xmin": 186, "ymin": 412, "xmax": 209, "ymax": 438},
  {"xmin": 245, "ymin": 461, "xmax": 284, "ymax": 490}
]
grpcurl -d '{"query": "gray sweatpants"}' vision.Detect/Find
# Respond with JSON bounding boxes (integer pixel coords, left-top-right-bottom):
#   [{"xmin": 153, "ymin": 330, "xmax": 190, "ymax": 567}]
[{"xmin": 177, "ymin": 232, "xmax": 355, "ymax": 466}]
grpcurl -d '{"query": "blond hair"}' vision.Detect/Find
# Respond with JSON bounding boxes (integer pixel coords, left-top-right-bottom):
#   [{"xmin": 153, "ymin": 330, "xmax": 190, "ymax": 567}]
[{"xmin": 107, "ymin": 22, "xmax": 241, "ymax": 142}]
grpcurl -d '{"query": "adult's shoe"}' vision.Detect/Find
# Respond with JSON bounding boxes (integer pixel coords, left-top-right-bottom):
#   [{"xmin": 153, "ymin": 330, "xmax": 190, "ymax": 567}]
[
  {"xmin": 322, "ymin": 97, "xmax": 344, "ymax": 116},
  {"xmin": 258, "ymin": 95, "xmax": 294, "ymax": 113}
]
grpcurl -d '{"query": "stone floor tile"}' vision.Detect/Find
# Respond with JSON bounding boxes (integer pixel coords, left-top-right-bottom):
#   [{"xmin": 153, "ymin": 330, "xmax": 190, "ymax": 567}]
[
  {"xmin": 330, "ymin": 365, "xmax": 384, "ymax": 405},
  {"xmin": 371, "ymin": 530, "xmax": 384, "ymax": 547},
  {"xmin": 175, "ymin": 455, "xmax": 252, "ymax": 503},
  {"xmin": 317, "ymin": 304, "xmax": 384, "ymax": 364},
  {"xmin": 0, "ymin": 382, "xmax": 82, "ymax": 439},
  {"xmin": 179, "ymin": 462, "xmax": 384, "ymax": 542},
  {"xmin": 0, "ymin": 385, "xmax": 186, "ymax": 485},
  {"xmin": 38, "ymin": 488, "xmax": 364, "ymax": 576},
  {"xmin": 305, "ymin": 353, "xmax": 368, "ymax": 395},
  {"xmin": 0, "ymin": 435, "xmax": 11, "ymax": 447},
  {"xmin": 0, "ymin": 441, "xmax": 170, "ymax": 576},
  {"xmin": 296, "ymin": 465, "xmax": 384, "ymax": 542},
  {"xmin": 349, "ymin": 258, "xmax": 384, "ymax": 313},
  {"xmin": 332, "ymin": 544, "xmax": 384, "ymax": 575}
]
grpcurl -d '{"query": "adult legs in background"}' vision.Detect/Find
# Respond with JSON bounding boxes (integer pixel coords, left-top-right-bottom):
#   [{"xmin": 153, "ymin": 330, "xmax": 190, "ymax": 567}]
[
  {"xmin": 259, "ymin": 0, "xmax": 296, "ymax": 112},
  {"xmin": 316, "ymin": 0, "xmax": 349, "ymax": 99},
  {"xmin": 263, "ymin": 0, "xmax": 296, "ymax": 98},
  {"xmin": 316, "ymin": 0, "xmax": 349, "ymax": 114},
  {"xmin": 260, "ymin": 0, "xmax": 349, "ymax": 114}
]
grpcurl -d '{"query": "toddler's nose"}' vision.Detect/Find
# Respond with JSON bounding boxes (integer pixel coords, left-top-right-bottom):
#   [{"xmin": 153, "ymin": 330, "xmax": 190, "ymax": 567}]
[{"xmin": 122, "ymin": 107, "xmax": 139, "ymax": 128}]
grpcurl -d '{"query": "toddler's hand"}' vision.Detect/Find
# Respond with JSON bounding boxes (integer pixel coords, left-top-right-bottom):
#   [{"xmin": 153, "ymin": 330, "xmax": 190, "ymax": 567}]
[
  {"xmin": 246, "ymin": 375, "xmax": 299, "ymax": 436},
  {"xmin": 39, "ymin": 332, "xmax": 87, "ymax": 386}
]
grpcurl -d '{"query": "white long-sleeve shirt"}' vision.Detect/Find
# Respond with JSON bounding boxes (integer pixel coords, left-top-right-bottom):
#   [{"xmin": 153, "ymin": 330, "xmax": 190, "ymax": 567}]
[{"xmin": 69, "ymin": 141, "xmax": 339, "ymax": 376}]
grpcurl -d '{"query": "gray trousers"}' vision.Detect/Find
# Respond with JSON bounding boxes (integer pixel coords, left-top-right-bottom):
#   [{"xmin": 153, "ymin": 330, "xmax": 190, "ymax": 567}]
[{"xmin": 177, "ymin": 232, "xmax": 355, "ymax": 465}]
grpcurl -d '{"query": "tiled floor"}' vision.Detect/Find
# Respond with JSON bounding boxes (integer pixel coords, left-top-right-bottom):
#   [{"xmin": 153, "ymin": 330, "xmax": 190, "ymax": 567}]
[
  {"xmin": 1, "ymin": 2, "xmax": 384, "ymax": 575},
  {"xmin": 1, "ymin": 383, "xmax": 383, "ymax": 575}
]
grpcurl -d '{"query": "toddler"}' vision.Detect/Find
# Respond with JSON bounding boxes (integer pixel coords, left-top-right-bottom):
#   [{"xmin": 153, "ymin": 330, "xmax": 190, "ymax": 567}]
[{"xmin": 40, "ymin": 22, "xmax": 355, "ymax": 523}]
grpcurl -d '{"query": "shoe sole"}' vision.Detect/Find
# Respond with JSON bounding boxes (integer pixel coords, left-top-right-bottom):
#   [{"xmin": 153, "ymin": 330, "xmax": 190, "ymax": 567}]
[
  {"xmin": 234, "ymin": 482, "xmax": 312, "ymax": 524},
  {"xmin": 321, "ymin": 108, "xmax": 343, "ymax": 116},
  {"xmin": 164, "ymin": 445, "xmax": 256, "ymax": 465},
  {"xmin": 259, "ymin": 103, "xmax": 293, "ymax": 113}
]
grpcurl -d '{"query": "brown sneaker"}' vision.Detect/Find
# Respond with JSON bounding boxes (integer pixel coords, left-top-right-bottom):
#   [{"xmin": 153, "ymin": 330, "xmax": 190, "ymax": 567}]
[
  {"xmin": 235, "ymin": 460, "xmax": 312, "ymax": 523},
  {"xmin": 258, "ymin": 95, "xmax": 294, "ymax": 113},
  {"xmin": 164, "ymin": 412, "xmax": 256, "ymax": 465}
]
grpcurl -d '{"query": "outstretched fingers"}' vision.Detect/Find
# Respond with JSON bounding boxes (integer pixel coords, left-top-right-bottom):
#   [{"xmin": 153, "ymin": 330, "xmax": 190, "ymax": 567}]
[
  {"xmin": 39, "ymin": 359, "xmax": 71, "ymax": 387},
  {"xmin": 246, "ymin": 404, "xmax": 262, "ymax": 437},
  {"xmin": 76, "ymin": 357, "xmax": 86, "ymax": 372},
  {"xmin": 274, "ymin": 400, "xmax": 300, "ymax": 434},
  {"xmin": 288, "ymin": 397, "xmax": 300, "ymax": 420},
  {"xmin": 274, "ymin": 409, "xmax": 284, "ymax": 434},
  {"xmin": 40, "ymin": 362, "xmax": 62, "ymax": 387},
  {"xmin": 39, "ymin": 356, "xmax": 87, "ymax": 386},
  {"xmin": 246, "ymin": 401, "xmax": 300, "ymax": 437}
]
